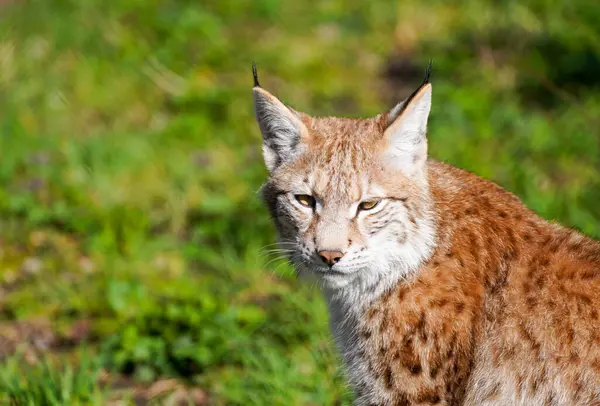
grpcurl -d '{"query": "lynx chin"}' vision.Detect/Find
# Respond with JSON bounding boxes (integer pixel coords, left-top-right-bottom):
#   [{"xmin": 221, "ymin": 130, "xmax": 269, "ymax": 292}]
[{"xmin": 253, "ymin": 61, "xmax": 600, "ymax": 406}]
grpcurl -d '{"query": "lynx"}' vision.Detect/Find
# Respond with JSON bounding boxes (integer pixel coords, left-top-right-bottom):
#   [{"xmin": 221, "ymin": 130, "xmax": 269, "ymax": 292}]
[{"xmin": 253, "ymin": 62, "xmax": 600, "ymax": 406}]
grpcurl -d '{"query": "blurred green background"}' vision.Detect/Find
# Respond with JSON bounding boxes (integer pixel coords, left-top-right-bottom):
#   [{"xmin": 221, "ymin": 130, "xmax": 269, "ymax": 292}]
[{"xmin": 0, "ymin": 0, "xmax": 599, "ymax": 404}]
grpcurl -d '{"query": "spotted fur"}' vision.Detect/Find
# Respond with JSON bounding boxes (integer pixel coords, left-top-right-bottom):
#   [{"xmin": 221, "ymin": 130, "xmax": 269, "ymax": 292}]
[{"xmin": 254, "ymin": 70, "xmax": 600, "ymax": 405}]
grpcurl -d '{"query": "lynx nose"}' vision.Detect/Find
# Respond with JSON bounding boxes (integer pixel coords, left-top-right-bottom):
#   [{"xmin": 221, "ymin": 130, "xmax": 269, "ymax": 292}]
[{"xmin": 318, "ymin": 250, "xmax": 345, "ymax": 267}]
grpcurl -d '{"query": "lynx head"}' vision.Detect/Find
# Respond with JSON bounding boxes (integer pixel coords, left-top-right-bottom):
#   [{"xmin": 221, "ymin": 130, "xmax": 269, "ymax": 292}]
[{"xmin": 254, "ymin": 63, "xmax": 436, "ymax": 298}]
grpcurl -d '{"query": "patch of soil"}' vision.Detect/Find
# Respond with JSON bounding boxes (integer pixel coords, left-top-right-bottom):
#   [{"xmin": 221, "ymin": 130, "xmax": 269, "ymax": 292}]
[
  {"xmin": 0, "ymin": 318, "xmax": 55, "ymax": 361},
  {"xmin": 100, "ymin": 373, "xmax": 209, "ymax": 406}
]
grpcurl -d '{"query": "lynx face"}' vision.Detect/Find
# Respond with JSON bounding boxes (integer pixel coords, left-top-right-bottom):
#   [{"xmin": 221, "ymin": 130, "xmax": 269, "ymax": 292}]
[{"xmin": 254, "ymin": 67, "xmax": 436, "ymax": 294}]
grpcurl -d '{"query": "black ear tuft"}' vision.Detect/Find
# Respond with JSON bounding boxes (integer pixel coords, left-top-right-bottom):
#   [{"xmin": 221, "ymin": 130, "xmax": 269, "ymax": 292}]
[
  {"xmin": 423, "ymin": 59, "xmax": 432, "ymax": 84},
  {"xmin": 252, "ymin": 61, "xmax": 261, "ymax": 88},
  {"xmin": 387, "ymin": 59, "xmax": 433, "ymax": 125}
]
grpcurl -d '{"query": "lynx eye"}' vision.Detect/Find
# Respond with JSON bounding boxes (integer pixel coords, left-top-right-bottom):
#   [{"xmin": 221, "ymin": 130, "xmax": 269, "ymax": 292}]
[
  {"xmin": 295, "ymin": 194, "xmax": 315, "ymax": 208},
  {"xmin": 358, "ymin": 200, "xmax": 380, "ymax": 211}
]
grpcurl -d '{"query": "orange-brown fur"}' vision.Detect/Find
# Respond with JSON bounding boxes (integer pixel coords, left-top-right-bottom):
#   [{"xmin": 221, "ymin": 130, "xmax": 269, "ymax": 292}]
[
  {"xmin": 357, "ymin": 161, "xmax": 600, "ymax": 405},
  {"xmin": 254, "ymin": 70, "xmax": 600, "ymax": 405}
]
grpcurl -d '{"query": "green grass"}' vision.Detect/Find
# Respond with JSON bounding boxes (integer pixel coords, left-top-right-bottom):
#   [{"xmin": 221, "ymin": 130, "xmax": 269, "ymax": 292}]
[
  {"xmin": 0, "ymin": 349, "xmax": 104, "ymax": 405},
  {"xmin": 0, "ymin": 0, "xmax": 599, "ymax": 404}
]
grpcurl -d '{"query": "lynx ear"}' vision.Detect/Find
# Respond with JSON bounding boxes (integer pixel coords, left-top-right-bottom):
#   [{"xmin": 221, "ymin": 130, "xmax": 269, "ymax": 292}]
[
  {"xmin": 383, "ymin": 62, "xmax": 432, "ymax": 177},
  {"xmin": 252, "ymin": 64, "xmax": 308, "ymax": 172}
]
